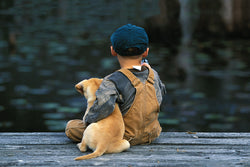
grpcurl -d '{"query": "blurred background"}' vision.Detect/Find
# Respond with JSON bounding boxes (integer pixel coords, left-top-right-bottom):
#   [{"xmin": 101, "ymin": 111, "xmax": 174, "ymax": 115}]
[{"xmin": 0, "ymin": 0, "xmax": 249, "ymax": 132}]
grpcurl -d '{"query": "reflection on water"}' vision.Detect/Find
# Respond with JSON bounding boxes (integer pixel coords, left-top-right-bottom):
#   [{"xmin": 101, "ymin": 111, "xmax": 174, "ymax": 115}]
[
  {"xmin": 158, "ymin": 39, "xmax": 250, "ymax": 132},
  {"xmin": 0, "ymin": 39, "xmax": 249, "ymax": 132}
]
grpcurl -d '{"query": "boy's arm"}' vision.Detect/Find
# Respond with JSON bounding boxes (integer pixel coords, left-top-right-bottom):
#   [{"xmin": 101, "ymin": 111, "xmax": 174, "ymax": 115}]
[
  {"xmin": 84, "ymin": 78, "xmax": 119, "ymax": 124},
  {"xmin": 159, "ymin": 77, "xmax": 167, "ymax": 96},
  {"xmin": 151, "ymin": 68, "xmax": 167, "ymax": 96},
  {"xmin": 142, "ymin": 63, "xmax": 166, "ymax": 96}
]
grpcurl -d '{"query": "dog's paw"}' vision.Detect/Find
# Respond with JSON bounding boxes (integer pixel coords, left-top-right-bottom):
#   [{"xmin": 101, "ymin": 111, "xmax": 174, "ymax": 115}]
[
  {"xmin": 77, "ymin": 143, "xmax": 81, "ymax": 149},
  {"xmin": 77, "ymin": 143, "xmax": 87, "ymax": 152}
]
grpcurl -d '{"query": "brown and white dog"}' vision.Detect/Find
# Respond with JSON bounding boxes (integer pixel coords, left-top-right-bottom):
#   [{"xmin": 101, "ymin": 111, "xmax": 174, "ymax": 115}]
[{"xmin": 74, "ymin": 78, "xmax": 130, "ymax": 160}]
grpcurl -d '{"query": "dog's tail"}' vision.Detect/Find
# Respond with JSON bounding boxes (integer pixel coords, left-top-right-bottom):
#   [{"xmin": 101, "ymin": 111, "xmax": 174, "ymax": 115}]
[{"xmin": 74, "ymin": 147, "xmax": 106, "ymax": 160}]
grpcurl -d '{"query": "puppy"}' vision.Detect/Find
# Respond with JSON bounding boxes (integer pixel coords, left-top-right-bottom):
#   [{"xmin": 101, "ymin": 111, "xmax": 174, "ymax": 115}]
[{"xmin": 74, "ymin": 78, "xmax": 130, "ymax": 160}]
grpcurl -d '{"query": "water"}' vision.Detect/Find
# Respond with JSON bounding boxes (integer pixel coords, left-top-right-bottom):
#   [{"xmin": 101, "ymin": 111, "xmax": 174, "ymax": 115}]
[
  {"xmin": 0, "ymin": 0, "xmax": 249, "ymax": 132},
  {"xmin": 0, "ymin": 39, "xmax": 249, "ymax": 132}
]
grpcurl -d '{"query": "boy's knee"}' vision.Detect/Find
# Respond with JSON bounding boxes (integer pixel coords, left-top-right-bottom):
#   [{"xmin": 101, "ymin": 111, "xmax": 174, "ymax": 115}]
[{"xmin": 65, "ymin": 119, "xmax": 86, "ymax": 142}]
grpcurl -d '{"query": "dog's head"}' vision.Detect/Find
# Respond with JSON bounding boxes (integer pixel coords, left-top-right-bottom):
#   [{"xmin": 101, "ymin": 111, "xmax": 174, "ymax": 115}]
[{"xmin": 75, "ymin": 78, "xmax": 103, "ymax": 101}]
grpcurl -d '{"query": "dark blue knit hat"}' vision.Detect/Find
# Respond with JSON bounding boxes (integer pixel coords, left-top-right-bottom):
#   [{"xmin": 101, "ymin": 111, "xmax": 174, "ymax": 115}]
[{"xmin": 110, "ymin": 24, "xmax": 149, "ymax": 56}]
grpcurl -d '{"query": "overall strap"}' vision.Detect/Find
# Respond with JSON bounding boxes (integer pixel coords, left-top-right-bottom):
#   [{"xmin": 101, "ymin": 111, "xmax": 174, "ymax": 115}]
[
  {"xmin": 147, "ymin": 68, "xmax": 155, "ymax": 84},
  {"xmin": 118, "ymin": 68, "xmax": 141, "ymax": 87}
]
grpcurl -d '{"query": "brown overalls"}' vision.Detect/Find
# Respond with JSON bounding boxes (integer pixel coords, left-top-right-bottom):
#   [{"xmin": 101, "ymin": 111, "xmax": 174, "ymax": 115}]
[
  {"xmin": 119, "ymin": 68, "xmax": 162, "ymax": 145},
  {"xmin": 65, "ymin": 68, "xmax": 162, "ymax": 145}
]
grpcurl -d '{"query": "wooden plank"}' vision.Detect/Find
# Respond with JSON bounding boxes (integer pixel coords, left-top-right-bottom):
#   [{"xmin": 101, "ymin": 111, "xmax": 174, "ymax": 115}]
[
  {"xmin": 2, "ymin": 132, "xmax": 250, "ymax": 137},
  {"xmin": 1, "ymin": 132, "xmax": 249, "ymax": 145},
  {"xmin": 0, "ymin": 132, "xmax": 249, "ymax": 167}
]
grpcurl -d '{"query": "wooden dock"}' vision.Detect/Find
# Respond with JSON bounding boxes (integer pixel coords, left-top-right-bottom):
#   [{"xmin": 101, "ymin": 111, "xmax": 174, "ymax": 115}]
[{"xmin": 0, "ymin": 132, "xmax": 249, "ymax": 167}]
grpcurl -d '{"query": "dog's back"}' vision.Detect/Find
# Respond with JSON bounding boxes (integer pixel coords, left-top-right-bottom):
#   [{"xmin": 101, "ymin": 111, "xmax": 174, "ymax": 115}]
[{"xmin": 74, "ymin": 78, "xmax": 130, "ymax": 160}]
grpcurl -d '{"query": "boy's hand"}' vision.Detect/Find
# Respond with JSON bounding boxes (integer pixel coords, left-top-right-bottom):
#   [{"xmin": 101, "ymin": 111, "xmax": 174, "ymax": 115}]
[
  {"xmin": 141, "ymin": 58, "xmax": 151, "ymax": 69},
  {"xmin": 141, "ymin": 63, "xmax": 151, "ymax": 69}
]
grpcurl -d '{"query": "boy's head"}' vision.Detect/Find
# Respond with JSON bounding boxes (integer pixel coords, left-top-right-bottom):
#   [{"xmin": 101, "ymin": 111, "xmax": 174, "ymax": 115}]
[{"xmin": 110, "ymin": 24, "xmax": 149, "ymax": 56}]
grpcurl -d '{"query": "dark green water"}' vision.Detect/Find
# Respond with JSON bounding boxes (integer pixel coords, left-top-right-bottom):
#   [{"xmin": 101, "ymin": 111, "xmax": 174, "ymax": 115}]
[
  {"xmin": 0, "ymin": 39, "xmax": 249, "ymax": 132},
  {"xmin": 0, "ymin": 0, "xmax": 249, "ymax": 132}
]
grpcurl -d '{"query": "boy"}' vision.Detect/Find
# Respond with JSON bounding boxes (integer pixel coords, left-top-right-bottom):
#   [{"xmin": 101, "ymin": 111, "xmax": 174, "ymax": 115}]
[{"xmin": 65, "ymin": 24, "xmax": 166, "ymax": 145}]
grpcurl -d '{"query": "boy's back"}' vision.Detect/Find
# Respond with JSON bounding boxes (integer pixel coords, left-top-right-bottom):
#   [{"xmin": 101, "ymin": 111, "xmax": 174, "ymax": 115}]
[
  {"xmin": 85, "ymin": 66, "xmax": 165, "ymax": 145},
  {"xmin": 117, "ymin": 68, "xmax": 162, "ymax": 145}
]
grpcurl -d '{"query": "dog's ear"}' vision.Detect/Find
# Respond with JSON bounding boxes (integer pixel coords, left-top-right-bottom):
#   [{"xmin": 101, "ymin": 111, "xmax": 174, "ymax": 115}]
[{"xmin": 75, "ymin": 83, "xmax": 84, "ymax": 95}]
